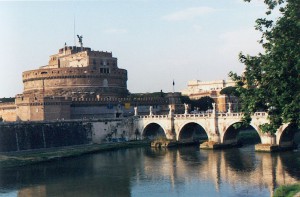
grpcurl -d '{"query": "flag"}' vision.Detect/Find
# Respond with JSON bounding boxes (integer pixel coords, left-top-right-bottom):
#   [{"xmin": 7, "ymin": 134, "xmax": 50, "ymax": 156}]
[
  {"xmin": 125, "ymin": 102, "xmax": 131, "ymax": 109},
  {"xmin": 173, "ymin": 80, "xmax": 175, "ymax": 86}
]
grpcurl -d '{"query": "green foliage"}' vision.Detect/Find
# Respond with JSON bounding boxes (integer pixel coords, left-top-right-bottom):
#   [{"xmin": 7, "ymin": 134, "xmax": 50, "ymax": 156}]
[
  {"xmin": 229, "ymin": 0, "xmax": 300, "ymax": 134},
  {"xmin": 220, "ymin": 86, "xmax": 238, "ymax": 103},
  {"xmin": 180, "ymin": 96, "xmax": 214, "ymax": 111},
  {"xmin": 273, "ymin": 183, "xmax": 300, "ymax": 197},
  {"xmin": 194, "ymin": 96, "xmax": 214, "ymax": 111},
  {"xmin": 180, "ymin": 96, "xmax": 192, "ymax": 104},
  {"xmin": 0, "ymin": 97, "xmax": 15, "ymax": 103},
  {"xmin": 220, "ymin": 86, "xmax": 238, "ymax": 97}
]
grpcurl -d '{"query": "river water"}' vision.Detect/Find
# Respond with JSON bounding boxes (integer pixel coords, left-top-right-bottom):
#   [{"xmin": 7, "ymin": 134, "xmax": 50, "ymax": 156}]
[{"xmin": 0, "ymin": 145, "xmax": 299, "ymax": 197}]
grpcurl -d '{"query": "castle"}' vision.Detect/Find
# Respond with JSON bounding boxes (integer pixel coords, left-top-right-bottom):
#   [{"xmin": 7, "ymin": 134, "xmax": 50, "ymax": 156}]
[{"xmin": 0, "ymin": 43, "xmax": 181, "ymax": 122}]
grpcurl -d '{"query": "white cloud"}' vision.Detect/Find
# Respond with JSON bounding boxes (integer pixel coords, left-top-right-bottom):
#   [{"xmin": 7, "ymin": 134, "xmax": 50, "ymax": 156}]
[
  {"xmin": 162, "ymin": 7, "xmax": 216, "ymax": 21},
  {"xmin": 104, "ymin": 28, "xmax": 127, "ymax": 34}
]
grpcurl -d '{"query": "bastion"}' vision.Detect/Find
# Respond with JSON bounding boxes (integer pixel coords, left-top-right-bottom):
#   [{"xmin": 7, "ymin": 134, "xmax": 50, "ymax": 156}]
[{"xmin": 0, "ymin": 44, "xmax": 182, "ymax": 121}]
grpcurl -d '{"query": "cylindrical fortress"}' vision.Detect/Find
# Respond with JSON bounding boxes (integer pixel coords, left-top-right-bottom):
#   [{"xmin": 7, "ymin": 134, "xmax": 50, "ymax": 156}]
[{"xmin": 22, "ymin": 46, "xmax": 128, "ymax": 98}]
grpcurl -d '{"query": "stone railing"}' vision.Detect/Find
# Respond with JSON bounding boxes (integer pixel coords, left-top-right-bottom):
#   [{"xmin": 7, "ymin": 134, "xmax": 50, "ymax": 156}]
[
  {"xmin": 216, "ymin": 112, "xmax": 243, "ymax": 117},
  {"xmin": 253, "ymin": 112, "xmax": 267, "ymax": 117},
  {"xmin": 175, "ymin": 113, "xmax": 212, "ymax": 118},
  {"xmin": 138, "ymin": 115, "xmax": 169, "ymax": 119},
  {"xmin": 138, "ymin": 111, "xmax": 268, "ymax": 120}
]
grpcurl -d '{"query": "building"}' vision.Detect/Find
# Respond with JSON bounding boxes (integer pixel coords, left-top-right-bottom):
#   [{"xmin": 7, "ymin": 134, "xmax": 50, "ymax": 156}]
[
  {"xmin": 22, "ymin": 45, "xmax": 128, "ymax": 99},
  {"xmin": 181, "ymin": 79, "xmax": 236, "ymax": 112},
  {"xmin": 0, "ymin": 43, "xmax": 182, "ymax": 121}
]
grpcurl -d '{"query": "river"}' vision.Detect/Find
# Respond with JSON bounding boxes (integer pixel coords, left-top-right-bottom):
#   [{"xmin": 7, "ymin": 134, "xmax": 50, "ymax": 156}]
[{"xmin": 0, "ymin": 145, "xmax": 299, "ymax": 197}]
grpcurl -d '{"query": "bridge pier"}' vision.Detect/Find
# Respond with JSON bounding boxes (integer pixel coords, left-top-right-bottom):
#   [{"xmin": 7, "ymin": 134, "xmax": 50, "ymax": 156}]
[
  {"xmin": 255, "ymin": 134, "xmax": 279, "ymax": 152},
  {"xmin": 255, "ymin": 133, "xmax": 296, "ymax": 152}
]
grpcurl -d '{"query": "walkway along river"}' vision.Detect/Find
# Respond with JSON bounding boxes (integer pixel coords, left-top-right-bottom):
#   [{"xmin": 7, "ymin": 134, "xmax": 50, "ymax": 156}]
[{"xmin": 0, "ymin": 144, "xmax": 299, "ymax": 197}]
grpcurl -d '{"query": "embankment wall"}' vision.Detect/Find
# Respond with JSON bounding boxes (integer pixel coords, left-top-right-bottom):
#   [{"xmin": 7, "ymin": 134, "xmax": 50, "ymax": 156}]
[{"xmin": 0, "ymin": 118, "xmax": 136, "ymax": 153}]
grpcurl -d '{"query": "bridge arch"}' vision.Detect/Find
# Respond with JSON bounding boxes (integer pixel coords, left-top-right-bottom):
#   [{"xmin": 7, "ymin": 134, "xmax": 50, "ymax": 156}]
[
  {"xmin": 222, "ymin": 121, "xmax": 261, "ymax": 145},
  {"xmin": 277, "ymin": 123, "xmax": 299, "ymax": 148},
  {"xmin": 142, "ymin": 122, "xmax": 166, "ymax": 139},
  {"xmin": 177, "ymin": 122, "xmax": 208, "ymax": 142}
]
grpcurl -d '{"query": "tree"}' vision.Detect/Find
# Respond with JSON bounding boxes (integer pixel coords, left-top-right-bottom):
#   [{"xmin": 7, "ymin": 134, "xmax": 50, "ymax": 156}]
[
  {"xmin": 220, "ymin": 86, "xmax": 238, "ymax": 103},
  {"xmin": 229, "ymin": 0, "xmax": 300, "ymax": 134},
  {"xmin": 193, "ymin": 96, "xmax": 215, "ymax": 112},
  {"xmin": 180, "ymin": 95, "xmax": 192, "ymax": 105}
]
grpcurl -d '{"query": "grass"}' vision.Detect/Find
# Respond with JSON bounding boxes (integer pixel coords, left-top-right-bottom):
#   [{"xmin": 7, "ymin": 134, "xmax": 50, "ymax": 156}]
[
  {"xmin": 0, "ymin": 140, "xmax": 150, "ymax": 168},
  {"xmin": 273, "ymin": 183, "xmax": 300, "ymax": 197}
]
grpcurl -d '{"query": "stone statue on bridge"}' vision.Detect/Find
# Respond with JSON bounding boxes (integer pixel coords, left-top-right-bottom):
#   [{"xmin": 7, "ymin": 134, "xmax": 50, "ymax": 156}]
[
  {"xmin": 184, "ymin": 103, "xmax": 189, "ymax": 115},
  {"xmin": 134, "ymin": 106, "xmax": 138, "ymax": 116},
  {"xmin": 149, "ymin": 106, "xmax": 153, "ymax": 116}
]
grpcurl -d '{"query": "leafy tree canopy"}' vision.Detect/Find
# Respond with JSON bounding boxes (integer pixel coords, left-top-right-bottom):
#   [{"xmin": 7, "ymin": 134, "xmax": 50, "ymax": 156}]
[
  {"xmin": 229, "ymin": 0, "xmax": 300, "ymax": 134},
  {"xmin": 195, "ymin": 96, "xmax": 214, "ymax": 111},
  {"xmin": 0, "ymin": 97, "xmax": 15, "ymax": 103},
  {"xmin": 220, "ymin": 86, "xmax": 239, "ymax": 100}
]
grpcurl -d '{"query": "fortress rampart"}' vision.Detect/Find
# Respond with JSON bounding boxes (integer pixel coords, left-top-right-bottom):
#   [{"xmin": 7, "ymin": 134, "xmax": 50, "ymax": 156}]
[
  {"xmin": 22, "ymin": 66, "xmax": 128, "ymax": 97},
  {"xmin": 0, "ymin": 44, "xmax": 182, "ymax": 122},
  {"xmin": 22, "ymin": 46, "xmax": 128, "ymax": 98}
]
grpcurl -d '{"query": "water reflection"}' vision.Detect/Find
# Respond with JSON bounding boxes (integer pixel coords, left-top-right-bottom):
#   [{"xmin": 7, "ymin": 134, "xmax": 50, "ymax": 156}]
[{"xmin": 0, "ymin": 146, "xmax": 299, "ymax": 197}]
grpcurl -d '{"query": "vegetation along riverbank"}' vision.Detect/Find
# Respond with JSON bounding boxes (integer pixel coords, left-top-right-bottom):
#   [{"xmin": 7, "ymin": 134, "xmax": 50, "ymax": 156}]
[{"xmin": 273, "ymin": 183, "xmax": 300, "ymax": 197}]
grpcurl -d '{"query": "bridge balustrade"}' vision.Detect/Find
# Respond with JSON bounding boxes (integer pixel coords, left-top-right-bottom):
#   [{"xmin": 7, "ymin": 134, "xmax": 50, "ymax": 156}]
[
  {"xmin": 217, "ymin": 112, "xmax": 243, "ymax": 117},
  {"xmin": 138, "ymin": 111, "xmax": 267, "ymax": 120},
  {"xmin": 253, "ymin": 112, "xmax": 267, "ymax": 117},
  {"xmin": 174, "ymin": 113, "xmax": 212, "ymax": 119},
  {"xmin": 139, "ymin": 115, "xmax": 168, "ymax": 119}
]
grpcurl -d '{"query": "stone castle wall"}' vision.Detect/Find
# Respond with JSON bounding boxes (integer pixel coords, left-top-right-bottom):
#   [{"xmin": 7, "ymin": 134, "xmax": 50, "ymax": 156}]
[
  {"xmin": 0, "ymin": 102, "xmax": 16, "ymax": 121},
  {"xmin": 0, "ymin": 96, "xmax": 180, "ymax": 122},
  {"xmin": 22, "ymin": 66, "xmax": 128, "ymax": 97},
  {"xmin": 0, "ymin": 118, "xmax": 137, "ymax": 152},
  {"xmin": 0, "ymin": 120, "xmax": 93, "ymax": 152}
]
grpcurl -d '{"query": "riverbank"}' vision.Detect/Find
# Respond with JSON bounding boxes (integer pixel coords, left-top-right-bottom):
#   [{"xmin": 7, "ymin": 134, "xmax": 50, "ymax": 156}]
[{"xmin": 0, "ymin": 140, "xmax": 150, "ymax": 168}]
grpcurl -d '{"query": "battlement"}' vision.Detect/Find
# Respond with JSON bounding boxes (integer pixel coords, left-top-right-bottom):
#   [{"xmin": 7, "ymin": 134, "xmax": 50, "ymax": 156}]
[{"xmin": 58, "ymin": 46, "xmax": 91, "ymax": 54}]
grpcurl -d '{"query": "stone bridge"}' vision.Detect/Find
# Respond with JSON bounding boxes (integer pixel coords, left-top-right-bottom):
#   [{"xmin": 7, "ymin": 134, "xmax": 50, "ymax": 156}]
[{"xmin": 133, "ymin": 106, "xmax": 297, "ymax": 151}]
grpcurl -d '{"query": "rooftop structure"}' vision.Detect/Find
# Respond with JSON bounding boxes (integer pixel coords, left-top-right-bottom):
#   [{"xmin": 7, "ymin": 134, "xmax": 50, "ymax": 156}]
[{"xmin": 22, "ymin": 45, "xmax": 128, "ymax": 98}]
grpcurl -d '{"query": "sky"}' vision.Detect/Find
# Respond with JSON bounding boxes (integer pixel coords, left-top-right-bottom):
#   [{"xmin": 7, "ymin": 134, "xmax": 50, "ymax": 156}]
[{"xmin": 0, "ymin": 0, "xmax": 272, "ymax": 97}]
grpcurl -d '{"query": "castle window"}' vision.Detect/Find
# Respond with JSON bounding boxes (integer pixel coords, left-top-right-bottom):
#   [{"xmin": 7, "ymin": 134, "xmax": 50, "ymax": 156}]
[
  {"xmin": 93, "ymin": 59, "xmax": 96, "ymax": 65},
  {"xmin": 103, "ymin": 79, "xmax": 108, "ymax": 87}
]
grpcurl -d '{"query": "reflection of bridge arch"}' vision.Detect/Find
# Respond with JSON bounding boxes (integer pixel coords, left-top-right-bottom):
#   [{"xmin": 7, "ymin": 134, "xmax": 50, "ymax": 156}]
[
  {"xmin": 143, "ymin": 123, "xmax": 166, "ymax": 139},
  {"xmin": 224, "ymin": 148, "xmax": 257, "ymax": 172},
  {"xmin": 177, "ymin": 122, "xmax": 208, "ymax": 142},
  {"xmin": 222, "ymin": 122, "xmax": 261, "ymax": 144}
]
